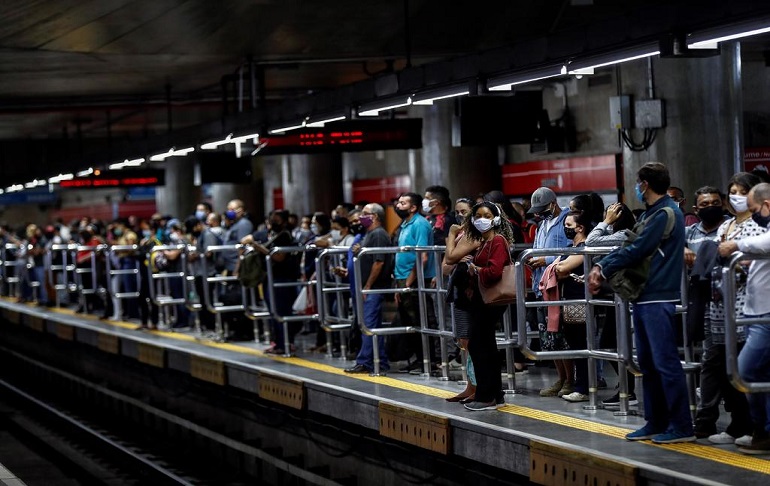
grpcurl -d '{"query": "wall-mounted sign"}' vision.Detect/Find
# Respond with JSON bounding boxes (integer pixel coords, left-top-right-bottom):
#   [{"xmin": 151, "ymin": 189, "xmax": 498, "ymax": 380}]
[{"xmin": 59, "ymin": 169, "xmax": 165, "ymax": 189}]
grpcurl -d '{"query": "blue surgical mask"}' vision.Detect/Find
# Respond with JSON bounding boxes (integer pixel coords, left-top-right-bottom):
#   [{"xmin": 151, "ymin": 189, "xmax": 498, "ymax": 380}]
[
  {"xmin": 635, "ymin": 182, "xmax": 646, "ymax": 204},
  {"xmin": 195, "ymin": 210, "xmax": 206, "ymax": 221},
  {"xmin": 310, "ymin": 223, "xmax": 320, "ymax": 235},
  {"xmin": 225, "ymin": 210, "xmax": 237, "ymax": 220},
  {"xmin": 142, "ymin": 229, "xmax": 151, "ymax": 238}
]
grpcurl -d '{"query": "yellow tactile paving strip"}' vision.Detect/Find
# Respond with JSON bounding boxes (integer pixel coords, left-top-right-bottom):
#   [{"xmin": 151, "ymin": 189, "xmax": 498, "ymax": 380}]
[{"xmin": 8, "ymin": 301, "xmax": 770, "ymax": 476}]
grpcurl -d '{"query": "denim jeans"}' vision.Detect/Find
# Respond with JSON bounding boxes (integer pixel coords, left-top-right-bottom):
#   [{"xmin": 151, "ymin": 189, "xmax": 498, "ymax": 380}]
[
  {"xmin": 737, "ymin": 319, "xmax": 770, "ymax": 434},
  {"xmin": 356, "ymin": 293, "xmax": 388, "ymax": 371},
  {"xmin": 633, "ymin": 302, "xmax": 693, "ymax": 433}
]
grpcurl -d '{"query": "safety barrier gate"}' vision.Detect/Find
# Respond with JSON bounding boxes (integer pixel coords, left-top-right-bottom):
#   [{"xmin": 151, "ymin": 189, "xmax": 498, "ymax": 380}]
[
  {"xmin": 105, "ymin": 244, "xmax": 142, "ymax": 320},
  {"xmin": 46, "ymin": 243, "xmax": 78, "ymax": 307},
  {"xmin": 74, "ymin": 244, "xmax": 107, "ymax": 311},
  {"xmin": 197, "ymin": 244, "xmax": 250, "ymax": 342},
  {"xmin": 315, "ymin": 247, "xmax": 355, "ymax": 359},
  {"xmin": 515, "ymin": 246, "xmax": 700, "ymax": 416},
  {"xmin": 352, "ymin": 245, "xmax": 452, "ymax": 377},
  {"xmin": 146, "ymin": 244, "xmax": 187, "ymax": 329},
  {"xmin": 2, "ymin": 243, "xmax": 26, "ymax": 298},
  {"xmin": 265, "ymin": 246, "xmax": 318, "ymax": 357},
  {"xmin": 723, "ymin": 251, "xmax": 770, "ymax": 393}
]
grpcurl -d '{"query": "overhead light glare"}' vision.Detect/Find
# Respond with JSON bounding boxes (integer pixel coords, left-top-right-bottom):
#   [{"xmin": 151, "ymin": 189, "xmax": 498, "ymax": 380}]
[
  {"xmin": 412, "ymin": 88, "xmax": 469, "ymax": 105},
  {"xmin": 688, "ymin": 24, "xmax": 770, "ymax": 49},
  {"xmin": 568, "ymin": 67, "xmax": 595, "ymax": 75},
  {"xmin": 201, "ymin": 132, "xmax": 259, "ymax": 149},
  {"xmin": 487, "ymin": 66, "xmax": 565, "ymax": 91},
  {"xmin": 269, "ymin": 122, "xmax": 306, "ymax": 134},
  {"xmin": 358, "ymin": 97, "xmax": 412, "ymax": 117},
  {"xmin": 48, "ymin": 173, "xmax": 74, "ymax": 183},
  {"xmin": 7, "ymin": 184, "xmax": 23, "ymax": 193},
  {"xmin": 306, "ymin": 116, "xmax": 347, "ymax": 128},
  {"xmin": 25, "ymin": 179, "xmax": 46, "ymax": 188},
  {"xmin": 581, "ymin": 50, "xmax": 659, "ymax": 70},
  {"xmin": 76, "ymin": 168, "xmax": 94, "ymax": 177},
  {"xmin": 149, "ymin": 147, "xmax": 195, "ymax": 161},
  {"xmin": 108, "ymin": 158, "xmax": 145, "ymax": 170}
]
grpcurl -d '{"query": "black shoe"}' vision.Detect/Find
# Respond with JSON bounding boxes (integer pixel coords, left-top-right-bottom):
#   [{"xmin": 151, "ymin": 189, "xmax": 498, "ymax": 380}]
[
  {"xmin": 344, "ymin": 364, "xmax": 371, "ymax": 374},
  {"xmin": 398, "ymin": 360, "xmax": 421, "ymax": 373}
]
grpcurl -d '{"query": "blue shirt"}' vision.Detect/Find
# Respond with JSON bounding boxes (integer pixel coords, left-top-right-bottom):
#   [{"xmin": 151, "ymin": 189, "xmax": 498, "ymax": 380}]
[
  {"xmin": 346, "ymin": 233, "xmax": 365, "ymax": 292},
  {"xmin": 395, "ymin": 214, "xmax": 435, "ymax": 280},
  {"xmin": 531, "ymin": 207, "xmax": 571, "ymax": 296}
]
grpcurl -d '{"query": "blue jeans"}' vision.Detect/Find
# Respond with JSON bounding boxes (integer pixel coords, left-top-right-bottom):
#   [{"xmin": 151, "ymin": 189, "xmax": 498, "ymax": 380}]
[
  {"xmin": 356, "ymin": 293, "xmax": 388, "ymax": 371},
  {"xmin": 738, "ymin": 319, "xmax": 770, "ymax": 434},
  {"xmin": 633, "ymin": 302, "xmax": 693, "ymax": 433}
]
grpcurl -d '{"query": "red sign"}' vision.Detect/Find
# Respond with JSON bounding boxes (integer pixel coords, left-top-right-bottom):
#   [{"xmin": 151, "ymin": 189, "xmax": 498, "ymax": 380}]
[
  {"xmin": 745, "ymin": 147, "xmax": 770, "ymax": 174},
  {"xmin": 352, "ymin": 175, "xmax": 411, "ymax": 205},
  {"xmin": 502, "ymin": 154, "xmax": 620, "ymax": 195},
  {"xmin": 272, "ymin": 187, "xmax": 284, "ymax": 211}
]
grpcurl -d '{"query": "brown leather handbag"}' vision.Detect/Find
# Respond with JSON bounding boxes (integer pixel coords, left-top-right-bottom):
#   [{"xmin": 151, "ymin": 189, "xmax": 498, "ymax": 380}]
[{"xmin": 477, "ymin": 236, "xmax": 516, "ymax": 305}]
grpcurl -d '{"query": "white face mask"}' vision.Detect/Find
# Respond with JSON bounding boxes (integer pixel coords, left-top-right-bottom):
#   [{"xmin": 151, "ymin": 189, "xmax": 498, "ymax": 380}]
[
  {"xmin": 421, "ymin": 198, "xmax": 434, "ymax": 213},
  {"xmin": 730, "ymin": 194, "xmax": 748, "ymax": 213},
  {"xmin": 330, "ymin": 230, "xmax": 341, "ymax": 242},
  {"xmin": 472, "ymin": 217, "xmax": 494, "ymax": 233}
]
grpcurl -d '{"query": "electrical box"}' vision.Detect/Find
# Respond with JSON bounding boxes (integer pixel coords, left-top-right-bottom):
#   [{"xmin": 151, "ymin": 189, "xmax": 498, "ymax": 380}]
[
  {"xmin": 609, "ymin": 96, "xmax": 631, "ymax": 130},
  {"xmin": 635, "ymin": 99, "xmax": 666, "ymax": 128}
]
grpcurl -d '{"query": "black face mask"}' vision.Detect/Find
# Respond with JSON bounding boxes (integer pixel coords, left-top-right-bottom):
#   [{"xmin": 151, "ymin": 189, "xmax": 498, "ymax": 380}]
[
  {"xmin": 698, "ymin": 206, "xmax": 724, "ymax": 227},
  {"xmin": 563, "ymin": 227, "xmax": 577, "ymax": 240},
  {"xmin": 394, "ymin": 208, "xmax": 411, "ymax": 220},
  {"xmin": 536, "ymin": 209, "xmax": 553, "ymax": 221},
  {"xmin": 350, "ymin": 223, "xmax": 365, "ymax": 235},
  {"xmin": 752, "ymin": 210, "xmax": 770, "ymax": 228}
]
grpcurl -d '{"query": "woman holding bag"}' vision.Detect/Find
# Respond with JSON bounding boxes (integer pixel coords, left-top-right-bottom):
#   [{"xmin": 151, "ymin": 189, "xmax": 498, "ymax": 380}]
[{"xmin": 463, "ymin": 201, "xmax": 516, "ymax": 411}]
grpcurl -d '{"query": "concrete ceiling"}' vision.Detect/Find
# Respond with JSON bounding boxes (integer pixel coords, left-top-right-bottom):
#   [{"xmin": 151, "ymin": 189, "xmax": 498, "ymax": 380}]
[{"xmin": 1, "ymin": 0, "xmax": 770, "ymax": 183}]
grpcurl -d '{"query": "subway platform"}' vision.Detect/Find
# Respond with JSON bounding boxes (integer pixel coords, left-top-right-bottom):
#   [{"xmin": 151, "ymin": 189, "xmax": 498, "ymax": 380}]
[{"xmin": 0, "ymin": 297, "xmax": 768, "ymax": 486}]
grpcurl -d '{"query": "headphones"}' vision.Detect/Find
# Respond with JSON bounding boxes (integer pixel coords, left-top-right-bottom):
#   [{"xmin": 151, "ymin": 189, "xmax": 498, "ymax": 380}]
[{"xmin": 472, "ymin": 202, "xmax": 502, "ymax": 226}]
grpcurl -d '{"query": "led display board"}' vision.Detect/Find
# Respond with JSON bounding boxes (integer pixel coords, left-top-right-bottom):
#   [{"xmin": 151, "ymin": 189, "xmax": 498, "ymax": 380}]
[{"xmin": 59, "ymin": 169, "xmax": 165, "ymax": 188}]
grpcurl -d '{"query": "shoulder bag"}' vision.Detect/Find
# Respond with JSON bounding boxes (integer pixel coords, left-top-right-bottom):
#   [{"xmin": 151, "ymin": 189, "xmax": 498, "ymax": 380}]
[{"xmin": 478, "ymin": 235, "xmax": 517, "ymax": 306}]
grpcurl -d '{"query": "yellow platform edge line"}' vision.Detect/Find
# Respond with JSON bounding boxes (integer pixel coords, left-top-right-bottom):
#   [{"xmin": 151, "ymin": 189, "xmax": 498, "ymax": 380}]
[{"xmin": 17, "ymin": 307, "xmax": 770, "ymax": 475}]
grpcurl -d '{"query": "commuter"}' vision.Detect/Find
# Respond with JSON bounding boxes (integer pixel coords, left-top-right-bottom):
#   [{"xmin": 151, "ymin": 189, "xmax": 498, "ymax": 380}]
[
  {"xmin": 344, "ymin": 203, "xmax": 393, "ymax": 374},
  {"xmin": 393, "ymin": 192, "xmax": 437, "ymax": 373},
  {"xmin": 462, "ymin": 201, "xmax": 515, "ymax": 411},
  {"xmin": 187, "ymin": 215, "xmax": 220, "ymax": 331},
  {"xmin": 526, "ymin": 187, "xmax": 571, "ymax": 397},
  {"xmin": 584, "ymin": 202, "xmax": 640, "ymax": 407},
  {"xmin": 22, "ymin": 224, "xmax": 49, "ymax": 305},
  {"xmin": 195, "ymin": 201, "xmax": 213, "ymax": 222},
  {"xmin": 162, "ymin": 219, "xmax": 190, "ymax": 328},
  {"xmin": 290, "ymin": 212, "xmax": 312, "ymax": 244},
  {"xmin": 684, "ymin": 186, "xmax": 725, "ymax": 267},
  {"xmin": 484, "ymin": 190, "xmax": 524, "ymax": 244},
  {"xmin": 588, "ymin": 162, "xmax": 694, "ymax": 444},
  {"xmin": 718, "ymin": 182, "xmax": 770, "ymax": 454},
  {"xmin": 206, "ymin": 212, "xmax": 224, "ymax": 240},
  {"xmin": 241, "ymin": 210, "xmax": 300, "ymax": 353},
  {"xmin": 511, "ymin": 201, "xmax": 536, "ymax": 244},
  {"xmin": 669, "ymin": 186, "xmax": 699, "ymax": 226},
  {"xmin": 138, "ymin": 215, "xmax": 164, "ymax": 329},
  {"xmin": 694, "ymin": 173, "xmax": 762, "ymax": 444},
  {"xmin": 443, "ymin": 197, "xmax": 481, "ymax": 401},
  {"xmin": 553, "ymin": 210, "xmax": 594, "ymax": 402},
  {"xmin": 423, "ymin": 185, "xmax": 456, "ymax": 246},
  {"xmin": 222, "ymin": 199, "xmax": 253, "ymax": 274}
]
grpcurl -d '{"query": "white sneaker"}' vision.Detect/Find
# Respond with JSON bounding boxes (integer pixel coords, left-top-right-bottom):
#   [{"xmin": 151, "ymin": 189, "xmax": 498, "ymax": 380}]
[
  {"xmin": 735, "ymin": 435, "xmax": 753, "ymax": 447},
  {"xmin": 708, "ymin": 432, "xmax": 735, "ymax": 444},
  {"xmin": 562, "ymin": 392, "xmax": 589, "ymax": 402}
]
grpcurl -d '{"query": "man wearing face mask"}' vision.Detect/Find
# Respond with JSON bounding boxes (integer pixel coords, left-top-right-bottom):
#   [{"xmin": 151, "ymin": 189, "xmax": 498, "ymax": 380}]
[
  {"xmin": 684, "ymin": 186, "xmax": 726, "ymax": 268},
  {"xmin": 394, "ymin": 192, "xmax": 437, "ymax": 372},
  {"xmin": 718, "ymin": 182, "xmax": 770, "ymax": 454},
  {"xmin": 527, "ymin": 187, "xmax": 571, "ymax": 339},
  {"xmin": 195, "ymin": 202, "xmax": 212, "ymax": 223},
  {"xmin": 222, "ymin": 199, "xmax": 253, "ymax": 274},
  {"xmin": 668, "ymin": 186, "xmax": 700, "ymax": 227},
  {"xmin": 423, "ymin": 185, "xmax": 456, "ymax": 246},
  {"xmin": 588, "ymin": 162, "xmax": 693, "ymax": 444}
]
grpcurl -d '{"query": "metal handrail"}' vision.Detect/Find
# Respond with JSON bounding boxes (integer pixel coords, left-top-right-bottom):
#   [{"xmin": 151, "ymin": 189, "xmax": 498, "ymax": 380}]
[
  {"xmin": 146, "ymin": 244, "xmax": 187, "ymax": 328},
  {"xmin": 723, "ymin": 251, "xmax": 770, "ymax": 393},
  {"xmin": 199, "ymin": 244, "xmax": 249, "ymax": 342},
  {"xmin": 105, "ymin": 244, "xmax": 141, "ymax": 320},
  {"xmin": 315, "ymin": 247, "xmax": 355, "ymax": 359},
  {"xmin": 46, "ymin": 243, "xmax": 78, "ymax": 307}
]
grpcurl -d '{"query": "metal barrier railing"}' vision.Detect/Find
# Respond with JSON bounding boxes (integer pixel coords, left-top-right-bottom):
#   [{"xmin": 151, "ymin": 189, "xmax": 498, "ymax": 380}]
[
  {"xmin": 105, "ymin": 244, "xmax": 142, "ymax": 320},
  {"xmin": 199, "ymin": 244, "xmax": 250, "ymax": 342},
  {"xmin": 3, "ymin": 243, "xmax": 26, "ymax": 298},
  {"xmin": 146, "ymin": 244, "xmax": 187, "ymax": 329},
  {"xmin": 315, "ymin": 247, "xmax": 355, "ymax": 360},
  {"xmin": 46, "ymin": 243, "xmax": 78, "ymax": 307},
  {"xmin": 265, "ymin": 246, "xmax": 318, "ymax": 357},
  {"xmin": 353, "ymin": 245, "xmax": 451, "ymax": 377},
  {"xmin": 75, "ymin": 244, "xmax": 107, "ymax": 311},
  {"xmin": 723, "ymin": 251, "xmax": 770, "ymax": 393}
]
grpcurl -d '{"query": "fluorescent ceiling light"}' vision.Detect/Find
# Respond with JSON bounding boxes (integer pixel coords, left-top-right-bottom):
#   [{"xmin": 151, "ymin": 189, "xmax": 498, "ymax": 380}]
[
  {"xmin": 7, "ymin": 184, "xmax": 24, "ymax": 193},
  {"xmin": 25, "ymin": 179, "xmax": 47, "ymax": 188},
  {"xmin": 579, "ymin": 50, "xmax": 659, "ymax": 70},
  {"xmin": 568, "ymin": 67, "xmax": 595, "ymax": 75},
  {"xmin": 201, "ymin": 132, "xmax": 259, "ymax": 149},
  {"xmin": 48, "ymin": 173, "xmax": 74, "ymax": 183},
  {"xmin": 306, "ymin": 115, "xmax": 347, "ymax": 128},
  {"xmin": 487, "ymin": 66, "xmax": 564, "ymax": 91},
  {"xmin": 149, "ymin": 147, "xmax": 195, "ymax": 161},
  {"xmin": 358, "ymin": 97, "xmax": 412, "ymax": 117},
  {"xmin": 688, "ymin": 19, "xmax": 770, "ymax": 49},
  {"xmin": 108, "ymin": 158, "xmax": 145, "ymax": 170},
  {"xmin": 268, "ymin": 120, "xmax": 307, "ymax": 134},
  {"xmin": 412, "ymin": 86, "xmax": 469, "ymax": 105},
  {"xmin": 76, "ymin": 168, "xmax": 94, "ymax": 177},
  {"xmin": 0, "ymin": 189, "xmax": 4, "ymax": 195}
]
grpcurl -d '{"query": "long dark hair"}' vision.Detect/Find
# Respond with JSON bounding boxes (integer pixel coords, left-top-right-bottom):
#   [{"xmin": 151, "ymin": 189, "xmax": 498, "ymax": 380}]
[{"xmin": 463, "ymin": 201, "xmax": 515, "ymax": 244}]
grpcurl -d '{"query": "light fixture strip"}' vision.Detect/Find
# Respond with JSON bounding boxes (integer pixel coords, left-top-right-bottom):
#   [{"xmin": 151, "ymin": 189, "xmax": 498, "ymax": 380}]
[
  {"xmin": 268, "ymin": 123, "xmax": 306, "ymax": 134},
  {"xmin": 580, "ymin": 50, "xmax": 660, "ymax": 70},
  {"xmin": 306, "ymin": 115, "xmax": 347, "ymax": 128},
  {"xmin": 688, "ymin": 20, "xmax": 770, "ymax": 49},
  {"xmin": 358, "ymin": 97, "xmax": 412, "ymax": 117},
  {"xmin": 412, "ymin": 90, "xmax": 469, "ymax": 105}
]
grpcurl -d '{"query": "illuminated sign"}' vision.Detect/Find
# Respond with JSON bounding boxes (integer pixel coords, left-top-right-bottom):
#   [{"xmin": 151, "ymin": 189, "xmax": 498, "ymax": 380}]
[
  {"xmin": 59, "ymin": 169, "xmax": 165, "ymax": 189},
  {"xmin": 259, "ymin": 119, "xmax": 422, "ymax": 155}
]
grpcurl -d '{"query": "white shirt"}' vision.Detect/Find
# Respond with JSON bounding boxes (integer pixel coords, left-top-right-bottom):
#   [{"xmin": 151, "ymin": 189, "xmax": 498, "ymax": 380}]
[{"xmin": 737, "ymin": 230, "xmax": 770, "ymax": 316}]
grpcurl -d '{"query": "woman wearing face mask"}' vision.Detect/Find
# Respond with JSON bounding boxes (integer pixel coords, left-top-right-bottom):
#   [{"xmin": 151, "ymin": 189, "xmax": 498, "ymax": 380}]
[
  {"xmin": 550, "ymin": 210, "xmax": 594, "ymax": 403},
  {"xmin": 442, "ymin": 197, "xmax": 480, "ymax": 402},
  {"xmin": 460, "ymin": 201, "xmax": 516, "ymax": 411},
  {"xmin": 694, "ymin": 172, "xmax": 764, "ymax": 444}
]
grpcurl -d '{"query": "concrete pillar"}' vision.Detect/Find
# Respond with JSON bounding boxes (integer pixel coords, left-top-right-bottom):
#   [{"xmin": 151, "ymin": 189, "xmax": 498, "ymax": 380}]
[
  {"xmin": 156, "ymin": 157, "xmax": 199, "ymax": 218},
  {"xmin": 620, "ymin": 45, "xmax": 743, "ymax": 205},
  {"xmin": 281, "ymin": 153, "xmax": 343, "ymax": 215},
  {"xmin": 415, "ymin": 103, "xmax": 499, "ymax": 200}
]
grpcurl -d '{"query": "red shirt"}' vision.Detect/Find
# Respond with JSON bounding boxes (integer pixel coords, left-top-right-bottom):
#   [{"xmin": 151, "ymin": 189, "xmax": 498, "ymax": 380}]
[{"xmin": 474, "ymin": 234, "xmax": 510, "ymax": 288}]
